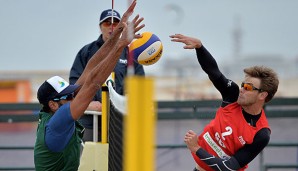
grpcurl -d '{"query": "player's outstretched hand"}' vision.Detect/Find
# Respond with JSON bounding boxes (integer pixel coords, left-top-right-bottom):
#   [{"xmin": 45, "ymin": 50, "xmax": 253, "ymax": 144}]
[
  {"xmin": 170, "ymin": 34, "xmax": 202, "ymax": 49},
  {"xmin": 118, "ymin": 22, "xmax": 133, "ymax": 46},
  {"xmin": 114, "ymin": 0, "xmax": 144, "ymax": 39}
]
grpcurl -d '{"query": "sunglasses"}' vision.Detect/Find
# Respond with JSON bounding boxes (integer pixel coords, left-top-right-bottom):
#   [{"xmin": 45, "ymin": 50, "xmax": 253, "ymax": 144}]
[
  {"xmin": 101, "ymin": 20, "xmax": 119, "ymax": 27},
  {"xmin": 241, "ymin": 82, "xmax": 263, "ymax": 92},
  {"xmin": 52, "ymin": 93, "xmax": 74, "ymax": 102}
]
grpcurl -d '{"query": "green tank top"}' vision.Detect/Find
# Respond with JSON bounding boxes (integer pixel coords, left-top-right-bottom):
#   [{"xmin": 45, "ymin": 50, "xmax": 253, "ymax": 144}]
[{"xmin": 34, "ymin": 111, "xmax": 84, "ymax": 171}]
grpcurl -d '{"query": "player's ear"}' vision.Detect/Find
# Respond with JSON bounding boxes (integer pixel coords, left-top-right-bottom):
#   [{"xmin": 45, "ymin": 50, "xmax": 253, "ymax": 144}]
[{"xmin": 259, "ymin": 91, "xmax": 268, "ymax": 101}]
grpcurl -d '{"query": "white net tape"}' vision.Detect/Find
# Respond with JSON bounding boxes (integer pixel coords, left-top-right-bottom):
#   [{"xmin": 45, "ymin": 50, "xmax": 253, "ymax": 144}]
[{"xmin": 107, "ymin": 81, "xmax": 127, "ymax": 114}]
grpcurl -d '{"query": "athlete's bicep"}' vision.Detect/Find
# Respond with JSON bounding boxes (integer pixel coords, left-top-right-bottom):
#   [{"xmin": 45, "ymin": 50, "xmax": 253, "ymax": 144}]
[
  {"xmin": 211, "ymin": 74, "xmax": 239, "ymax": 106},
  {"xmin": 234, "ymin": 128, "xmax": 271, "ymax": 167},
  {"xmin": 45, "ymin": 103, "xmax": 76, "ymax": 152}
]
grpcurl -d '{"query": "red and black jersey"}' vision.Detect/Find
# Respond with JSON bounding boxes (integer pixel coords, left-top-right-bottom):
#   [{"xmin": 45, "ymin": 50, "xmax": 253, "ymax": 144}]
[
  {"xmin": 192, "ymin": 102, "xmax": 270, "ymax": 170},
  {"xmin": 188, "ymin": 46, "xmax": 271, "ymax": 171}
]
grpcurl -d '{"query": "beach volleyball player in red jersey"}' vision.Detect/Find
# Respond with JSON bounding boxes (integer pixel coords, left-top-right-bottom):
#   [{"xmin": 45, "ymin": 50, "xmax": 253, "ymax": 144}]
[{"xmin": 170, "ymin": 34, "xmax": 279, "ymax": 171}]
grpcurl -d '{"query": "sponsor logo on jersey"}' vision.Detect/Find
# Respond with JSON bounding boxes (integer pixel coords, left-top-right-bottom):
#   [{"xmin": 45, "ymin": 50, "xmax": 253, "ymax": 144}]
[
  {"xmin": 119, "ymin": 59, "xmax": 127, "ymax": 64},
  {"xmin": 238, "ymin": 136, "xmax": 246, "ymax": 145},
  {"xmin": 203, "ymin": 132, "xmax": 230, "ymax": 159}
]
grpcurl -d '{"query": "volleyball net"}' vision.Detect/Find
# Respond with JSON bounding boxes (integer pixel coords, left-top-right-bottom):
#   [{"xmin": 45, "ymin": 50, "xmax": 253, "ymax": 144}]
[
  {"xmin": 108, "ymin": 100, "xmax": 124, "ymax": 171},
  {"xmin": 79, "ymin": 76, "xmax": 156, "ymax": 171}
]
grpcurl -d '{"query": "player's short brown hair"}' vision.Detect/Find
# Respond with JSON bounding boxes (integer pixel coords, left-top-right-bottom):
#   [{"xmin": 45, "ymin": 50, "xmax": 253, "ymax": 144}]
[{"xmin": 244, "ymin": 66, "xmax": 279, "ymax": 103}]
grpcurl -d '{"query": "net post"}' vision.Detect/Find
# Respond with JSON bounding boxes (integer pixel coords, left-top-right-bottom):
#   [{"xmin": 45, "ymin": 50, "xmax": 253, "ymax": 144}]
[
  {"xmin": 124, "ymin": 76, "xmax": 156, "ymax": 171},
  {"xmin": 101, "ymin": 72, "xmax": 115, "ymax": 143},
  {"xmin": 101, "ymin": 88, "xmax": 109, "ymax": 143}
]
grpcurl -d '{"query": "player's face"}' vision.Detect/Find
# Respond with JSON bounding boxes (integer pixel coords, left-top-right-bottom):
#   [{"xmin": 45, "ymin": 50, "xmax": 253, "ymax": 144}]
[
  {"xmin": 100, "ymin": 18, "xmax": 120, "ymax": 41},
  {"xmin": 48, "ymin": 93, "xmax": 75, "ymax": 113},
  {"xmin": 237, "ymin": 76, "xmax": 263, "ymax": 106}
]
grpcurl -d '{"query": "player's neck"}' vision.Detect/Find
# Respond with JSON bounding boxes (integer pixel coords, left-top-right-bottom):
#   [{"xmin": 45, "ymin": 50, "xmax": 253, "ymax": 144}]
[{"xmin": 241, "ymin": 105, "xmax": 262, "ymax": 115}]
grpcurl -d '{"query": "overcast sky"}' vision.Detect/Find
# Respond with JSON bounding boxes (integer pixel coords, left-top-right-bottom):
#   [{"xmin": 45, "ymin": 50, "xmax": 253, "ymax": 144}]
[{"xmin": 1, "ymin": 0, "xmax": 298, "ymax": 74}]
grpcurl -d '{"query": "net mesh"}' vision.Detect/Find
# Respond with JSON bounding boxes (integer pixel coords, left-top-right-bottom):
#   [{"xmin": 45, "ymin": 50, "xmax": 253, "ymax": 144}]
[
  {"xmin": 108, "ymin": 102, "xmax": 124, "ymax": 171},
  {"xmin": 107, "ymin": 82, "xmax": 125, "ymax": 171}
]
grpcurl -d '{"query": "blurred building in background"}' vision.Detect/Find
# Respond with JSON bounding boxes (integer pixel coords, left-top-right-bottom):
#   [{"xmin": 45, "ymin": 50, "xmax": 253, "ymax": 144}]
[
  {"xmin": 0, "ymin": 70, "xmax": 69, "ymax": 103},
  {"xmin": 0, "ymin": 54, "xmax": 297, "ymax": 102},
  {"xmin": 157, "ymin": 53, "xmax": 298, "ymax": 100},
  {"xmin": 0, "ymin": 80, "xmax": 31, "ymax": 103}
]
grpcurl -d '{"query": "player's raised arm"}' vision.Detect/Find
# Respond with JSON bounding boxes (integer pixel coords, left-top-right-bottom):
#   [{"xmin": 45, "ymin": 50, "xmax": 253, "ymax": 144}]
[
  {"xmin": 70, "ymin": 4, "xmax": 145, "ymax": 120},
  {"xmin": 75, "ymin": 0, "xmax": 144, "ymax": 87}
]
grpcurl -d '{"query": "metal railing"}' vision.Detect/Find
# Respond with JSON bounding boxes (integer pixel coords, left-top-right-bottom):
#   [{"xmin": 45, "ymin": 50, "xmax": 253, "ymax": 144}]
[
  {"xmin": 0, "ymin": 97, "xmax": 298, "ymax": 170},
  {"xmin": 1, "ymin": 142, "xmax": 297, "ymax": 171},
  {"xmin": 157, "ymin": 143, "xmax": 298, "ymax": 171}
]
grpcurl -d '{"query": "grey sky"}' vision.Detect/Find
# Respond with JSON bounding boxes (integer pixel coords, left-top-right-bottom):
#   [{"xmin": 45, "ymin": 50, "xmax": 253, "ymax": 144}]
[{"xmin": 1, "ymin": 0, "xmax": 298, "ymax": 74}]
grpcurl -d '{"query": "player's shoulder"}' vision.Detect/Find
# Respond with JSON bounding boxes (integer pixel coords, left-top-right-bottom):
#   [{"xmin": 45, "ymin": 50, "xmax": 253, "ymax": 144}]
[
  {"xmin": 77, "ymin": 40, "xmax": 100, "ymax": 58},
  {"xmin": 255, "ymin": 128, "xmax": 270, "ymax": 144},
  {"xmin": 81, "ymin": 40, "xmax": 99, "ymax": 51}
]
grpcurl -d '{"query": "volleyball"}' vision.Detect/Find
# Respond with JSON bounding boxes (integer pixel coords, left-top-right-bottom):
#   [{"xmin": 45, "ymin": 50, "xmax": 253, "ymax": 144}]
[{"xmin": 129, "ymin": 32, "xmax": 163, "ymax": 65}]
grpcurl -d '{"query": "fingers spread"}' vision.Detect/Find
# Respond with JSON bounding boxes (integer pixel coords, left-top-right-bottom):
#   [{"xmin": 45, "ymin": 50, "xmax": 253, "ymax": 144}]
[
  {"xmin": 135, "ymin": 24, "xmax": 145, "ymax": 34},
  {"xmin": 133, "ymin": 15, "xmax": 145, "ymax": 33}
]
